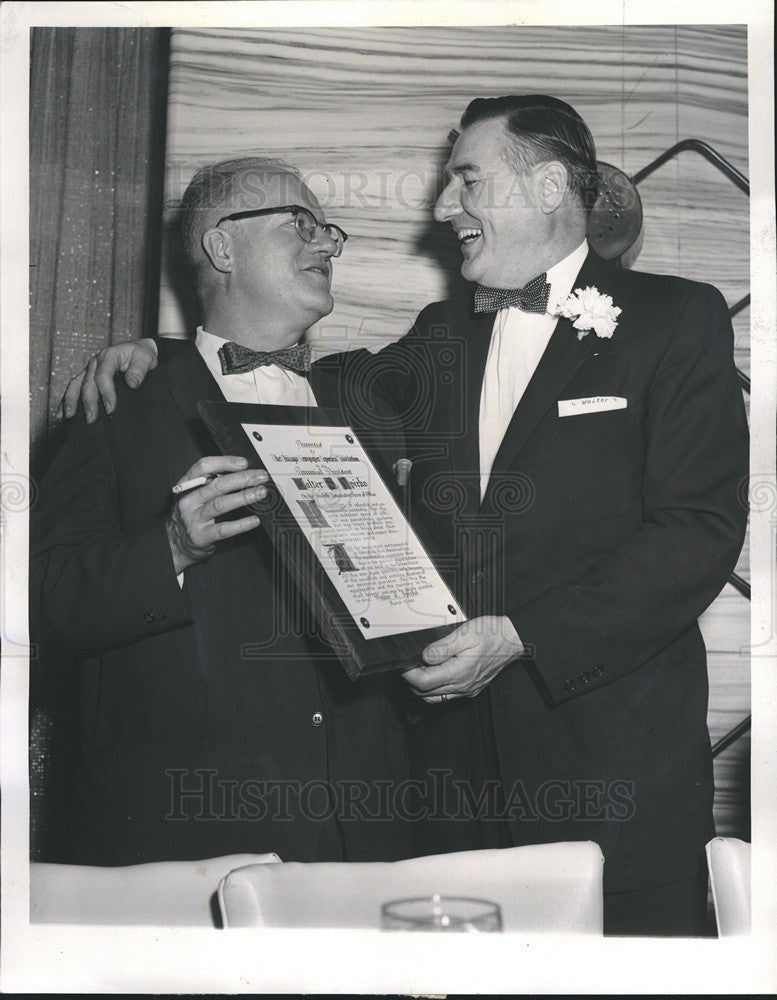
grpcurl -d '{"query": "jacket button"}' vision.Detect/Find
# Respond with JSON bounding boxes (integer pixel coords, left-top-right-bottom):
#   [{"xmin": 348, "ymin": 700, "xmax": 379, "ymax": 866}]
[
  {"xmin": 593, "ymin": 667, "xmax": 604, "ymax": 678},
  {"xmin": 578, "ymin": 671, "xmax": 591, "ymax": 685},
  {"xmin": 470, "ymin": 570, "xmax": 485, "ymax": 585},
  {"xmin": 143, "ymin": 611, "xmax": 155, "ymax": 623},
  {"xmin": 309, "ymin": 711, "xmax": 325, "ymax": 727}
]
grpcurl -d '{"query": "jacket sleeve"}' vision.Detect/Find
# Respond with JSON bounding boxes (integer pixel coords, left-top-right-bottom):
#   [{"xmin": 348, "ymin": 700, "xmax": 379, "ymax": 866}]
[
  {"xmin": 508, "ymin": 283, "xmax": 749, "ymax": 705},
  {"xmin": 316, "ymin": 304, "xmax": 443, "ymax": 444},
  {"xmin": 32, "ymin": 405, "xmax": 192, "ymax": 652}
]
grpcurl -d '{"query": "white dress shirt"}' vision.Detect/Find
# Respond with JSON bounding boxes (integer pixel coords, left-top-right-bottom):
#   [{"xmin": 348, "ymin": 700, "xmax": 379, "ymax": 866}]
[
  {"xmin": 478, "ymin": 240, "xmax": 589, "ymax": 500},
  {"xmin": 176, "ymin": 328, "xmax": 317, "ymax": 586}
]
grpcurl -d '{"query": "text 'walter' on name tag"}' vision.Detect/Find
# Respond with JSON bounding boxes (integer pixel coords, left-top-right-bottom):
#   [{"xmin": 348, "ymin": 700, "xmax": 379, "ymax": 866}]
[{"xmin": 558, "ymin": 396, "xmax": 627, "ymax": 417}]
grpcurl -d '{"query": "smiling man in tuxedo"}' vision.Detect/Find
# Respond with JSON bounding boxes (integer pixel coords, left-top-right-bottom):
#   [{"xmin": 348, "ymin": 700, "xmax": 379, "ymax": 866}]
[
  {"xmin": 394, "ymin": 96, "xmax": 748, "ymax": 935},
  {"xmin": 62, "ymin": 97, "xmax": 748, "ymax": 934},
  {"xmin": 33, "ymin": 157, "xmax": 411, "ymax": 866}
]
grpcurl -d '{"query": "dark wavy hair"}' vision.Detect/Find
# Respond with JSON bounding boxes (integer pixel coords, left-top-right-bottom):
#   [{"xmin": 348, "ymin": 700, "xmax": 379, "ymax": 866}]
[{"xmin": 460, "ymin": 95, "xmax": 600, "ymax": 214}]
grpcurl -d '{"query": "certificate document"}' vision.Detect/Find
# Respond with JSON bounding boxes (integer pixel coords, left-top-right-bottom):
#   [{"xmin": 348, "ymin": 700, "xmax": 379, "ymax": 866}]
[
  {"xmin": 242, "ymin": 420, "xmax": 466, "ymax": 640},
  {"xmin": 198, "ymin": 400, "xmax": 467, "ymax": 678}
]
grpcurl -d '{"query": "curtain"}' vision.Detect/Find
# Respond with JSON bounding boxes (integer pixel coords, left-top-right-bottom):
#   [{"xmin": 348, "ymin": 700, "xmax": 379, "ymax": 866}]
[
  {"xmin": 29, "ymin": 27, "xmax": 170, "ymax": 471},
  {"xmin": 28, "ymin": 27, "xmax": 170, "ymax": 859}
]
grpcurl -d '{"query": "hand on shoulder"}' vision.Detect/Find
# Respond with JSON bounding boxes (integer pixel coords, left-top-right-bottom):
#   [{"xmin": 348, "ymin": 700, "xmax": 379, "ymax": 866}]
[{"xmin": 60, "ymin": 338, "xmax": 159, "ymax": 423}]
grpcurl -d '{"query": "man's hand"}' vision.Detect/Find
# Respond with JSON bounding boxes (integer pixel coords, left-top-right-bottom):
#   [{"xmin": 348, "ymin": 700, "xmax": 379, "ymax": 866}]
[
  {"xmin": 402, "ymin": 616, "xmax": 524, "ymax": 704},
  {"xmin": 167, "ymin": 456, "xmax": 268, "ymax": 574},
  {"xmin": 59, "ymin": 338, "xmax": 159, "ymax": 423}
]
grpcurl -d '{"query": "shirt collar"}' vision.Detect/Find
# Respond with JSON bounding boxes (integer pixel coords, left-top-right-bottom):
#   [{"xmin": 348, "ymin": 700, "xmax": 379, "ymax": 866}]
[
  {"xmin": 545, "ymin": 240, "xmax": 589, "ymax": 315},
  {"xmin": 194, "ymin": 326, "xmax": 232, "ymax": 382}
]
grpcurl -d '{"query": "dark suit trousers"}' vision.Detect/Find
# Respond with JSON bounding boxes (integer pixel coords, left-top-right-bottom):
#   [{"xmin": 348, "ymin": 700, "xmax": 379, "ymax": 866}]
[
  {"xmin": 410, "ymin": 697, "xmax": 710, "ymax": 937},
  {"xmin": 408, "ymin": 694, "xmax": 512, "ymax": 857}
]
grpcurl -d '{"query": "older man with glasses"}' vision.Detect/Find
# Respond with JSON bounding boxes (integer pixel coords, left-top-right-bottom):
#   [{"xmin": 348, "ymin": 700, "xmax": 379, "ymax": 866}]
[{"xmin": 32, "ymin": 156, "xmax": 412, "ymax": 866}]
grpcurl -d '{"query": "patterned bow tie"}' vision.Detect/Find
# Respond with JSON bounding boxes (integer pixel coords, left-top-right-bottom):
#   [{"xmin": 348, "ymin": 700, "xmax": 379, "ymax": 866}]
[
  {"xmin": 473, "ymin": 273, "xmax": 551, "ymax": 315},
  {"xmin": 218, "ymin": 341, "xmax": 312, "ymax": 376}
]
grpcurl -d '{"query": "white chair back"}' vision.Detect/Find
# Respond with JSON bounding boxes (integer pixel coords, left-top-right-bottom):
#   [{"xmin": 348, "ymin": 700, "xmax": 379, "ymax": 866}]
[
  {"xmin": 218, "ymin": 841, "xmax": 604, "ymax": 933},
  {"xmin": 30, "ymin": 852, "xmax": 280, "ymax": 925},
  {"xmin": 706, "ymin": 836, "xmax": 751, "ymax": 936}
]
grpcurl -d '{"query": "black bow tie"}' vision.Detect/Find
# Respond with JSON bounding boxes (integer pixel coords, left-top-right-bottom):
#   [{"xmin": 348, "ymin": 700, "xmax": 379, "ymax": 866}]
[
  {"xmin": 473, "ymin": 273, "xmax": 551, "ymax": 314},
  {"xmin": 218, "ymin": 341, "xmax": 312, "ymax": 376}
]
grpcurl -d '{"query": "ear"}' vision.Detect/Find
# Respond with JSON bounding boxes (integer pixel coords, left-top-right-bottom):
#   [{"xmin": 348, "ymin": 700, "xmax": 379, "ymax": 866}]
[
  {"xmin": 537, "ymin": 161, "xmax": 569, "ymax": 214},
  {"xmin": 201, "ymin": 227, "xmax": 235, "ymax": 274}
]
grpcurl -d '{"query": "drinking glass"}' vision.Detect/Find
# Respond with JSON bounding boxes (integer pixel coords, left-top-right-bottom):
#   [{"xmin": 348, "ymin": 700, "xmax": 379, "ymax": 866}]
[{"xmin": 381, "ymin": 894, "xmax": 502, "ymax": 932}]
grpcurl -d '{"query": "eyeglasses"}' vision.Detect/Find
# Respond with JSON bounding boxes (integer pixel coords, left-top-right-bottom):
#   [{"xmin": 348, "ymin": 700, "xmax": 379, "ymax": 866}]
[{"xmin": 216, "ymin": 204, "xmax": 349, "ymax": 257}]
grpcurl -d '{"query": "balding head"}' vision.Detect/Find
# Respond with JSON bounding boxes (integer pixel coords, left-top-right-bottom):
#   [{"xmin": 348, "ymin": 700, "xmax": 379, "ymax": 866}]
[
  {"xmin": 180, "ymin": 156, "xmax": 303, "ymax": 276},
  {"xmin": 178, "ymin": 156, "xmax": 340, "ymax": 349}
]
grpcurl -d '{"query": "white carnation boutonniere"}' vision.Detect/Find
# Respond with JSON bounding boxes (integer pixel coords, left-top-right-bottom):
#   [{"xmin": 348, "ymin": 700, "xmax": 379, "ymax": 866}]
[{"xmin": 556, "ymin": 285, "xmax": 622, "ymax": 340}]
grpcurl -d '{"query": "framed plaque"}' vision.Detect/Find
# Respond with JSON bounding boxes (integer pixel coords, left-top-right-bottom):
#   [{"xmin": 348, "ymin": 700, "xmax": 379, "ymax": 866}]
[{"xmin": 198, "ymin": 400, "xmax": 467, "ymax": 680}]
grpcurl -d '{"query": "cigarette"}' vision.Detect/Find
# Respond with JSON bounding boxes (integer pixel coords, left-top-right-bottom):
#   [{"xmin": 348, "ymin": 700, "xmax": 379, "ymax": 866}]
[{"xmin": 172, "ymin": 475, "xmax": 212, "ymax": 495}]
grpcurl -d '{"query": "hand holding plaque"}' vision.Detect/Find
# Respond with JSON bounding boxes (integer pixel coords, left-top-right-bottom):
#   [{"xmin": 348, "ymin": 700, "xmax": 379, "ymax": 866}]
[{"xmin": 198, "ymin": 401, "xmax": 467, "ymax": 680}]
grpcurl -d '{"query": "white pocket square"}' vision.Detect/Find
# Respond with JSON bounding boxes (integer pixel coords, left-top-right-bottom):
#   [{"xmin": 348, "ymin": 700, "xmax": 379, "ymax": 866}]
[{"xmin": 558, "ymin": 396, "xmax": 627, "ymax": 417}]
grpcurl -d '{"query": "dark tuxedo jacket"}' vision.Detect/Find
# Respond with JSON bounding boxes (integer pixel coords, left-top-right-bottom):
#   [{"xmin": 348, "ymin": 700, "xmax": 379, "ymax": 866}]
[
  {"xmin": 351, "ymin": 251, "xmax": 749, "ymax": 893},
  {"xmin": 33, "ymin": 339, "xmax": 411, "ymax": 866}
]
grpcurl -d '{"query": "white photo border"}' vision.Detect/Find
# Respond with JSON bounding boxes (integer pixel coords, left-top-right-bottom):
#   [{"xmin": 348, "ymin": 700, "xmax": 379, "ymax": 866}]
[{"xmin": 2, "ymin": 1, "xmax": 775, "ymax": 994}]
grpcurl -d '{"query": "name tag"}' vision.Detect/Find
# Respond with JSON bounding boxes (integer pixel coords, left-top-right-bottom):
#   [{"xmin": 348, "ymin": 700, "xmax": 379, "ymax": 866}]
[{"xmin": 558, "ymin": 396, "xmax": 627, "ymax": 417}]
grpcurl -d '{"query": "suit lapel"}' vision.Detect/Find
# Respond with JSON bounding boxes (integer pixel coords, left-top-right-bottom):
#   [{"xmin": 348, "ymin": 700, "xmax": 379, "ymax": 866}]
[
  {"xmin": 159, "ymin": 339, "xmax": 226, "ymax": 463},
  {"xmin": 161, "ymin": 339, "xmax": 223, "ymax": 423},
  {"xmin": 482, "ymin": 252, "xmax": 614, "ymax": 499},
  {"xmin": 308, "ymin": 365, "xmax": 339, "ymax": 411},
  {"xmin": 447, "ymin": 309, "xmax": 494, "ymax": 517}
]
